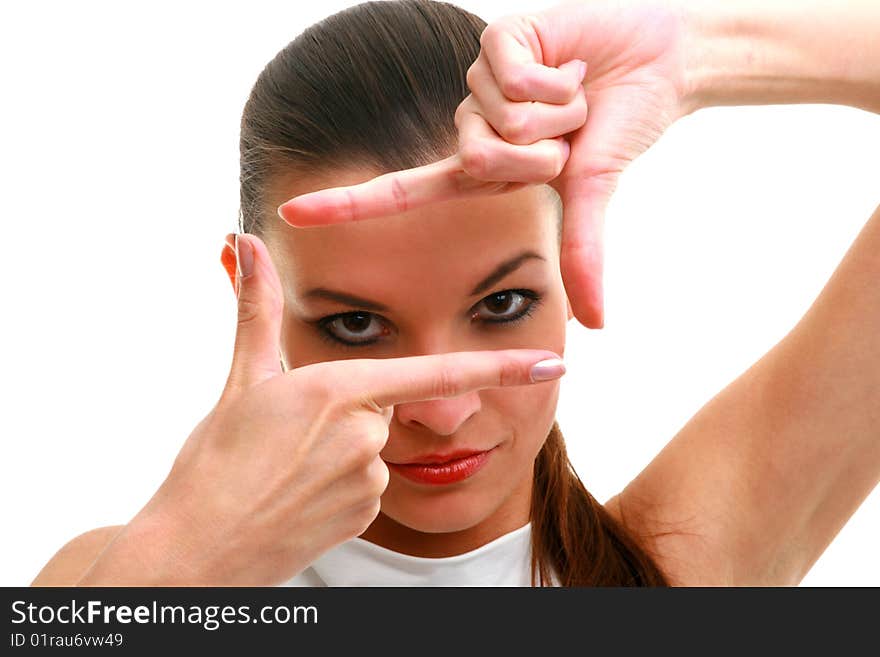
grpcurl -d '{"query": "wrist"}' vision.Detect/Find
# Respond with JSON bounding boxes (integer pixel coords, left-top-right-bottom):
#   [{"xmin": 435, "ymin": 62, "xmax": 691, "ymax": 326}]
[
  {"xmin": 679, "ymin": 0, "xmax": 880, "ymax": 114},
  {"xmin": 76, "ymin": 507, "xmax": 200, "ymax": 586}
]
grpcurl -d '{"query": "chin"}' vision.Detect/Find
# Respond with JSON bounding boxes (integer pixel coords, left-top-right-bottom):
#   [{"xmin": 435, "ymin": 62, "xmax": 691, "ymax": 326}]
[
  {"xmin": 380, "ymin": 489, "xmax": 495, "ymax": 534},
  {"xmin": 384, "ymin": 511, "xmax": 487, "ymax": 534}
]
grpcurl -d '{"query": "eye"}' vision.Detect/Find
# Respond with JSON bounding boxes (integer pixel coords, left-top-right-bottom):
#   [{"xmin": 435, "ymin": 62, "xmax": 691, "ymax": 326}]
[
  {"xmin": 471, "ymin": 289, "xmax": 543, "ymax": 324},
  {"xmin": 317, "ymin": 311, "xmax": 390, "ymax": 347},
  {"xmin": 314, "ymin": 288, "xmax": 544, "ymax": 349}
]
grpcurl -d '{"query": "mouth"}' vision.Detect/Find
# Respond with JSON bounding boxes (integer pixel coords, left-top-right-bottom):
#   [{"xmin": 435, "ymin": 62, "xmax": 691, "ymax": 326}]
[
  {"xmin": 392, "ymin": 449, "xmax": 491, "ymax": 466},
  {"xmin": 384, "ymin": 447, "xmax": 496, "ymax": 486}
]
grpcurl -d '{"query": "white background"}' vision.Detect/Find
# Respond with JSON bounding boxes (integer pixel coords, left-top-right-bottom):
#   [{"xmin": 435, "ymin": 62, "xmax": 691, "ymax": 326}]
[{"xmin": 1, "ymin": 1, "xmax": 878, "ymax": 586}]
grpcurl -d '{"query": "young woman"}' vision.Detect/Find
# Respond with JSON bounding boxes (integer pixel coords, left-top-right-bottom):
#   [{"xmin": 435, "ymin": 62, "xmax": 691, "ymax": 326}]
[{"xmin": 33, "ymin": 0, "xmax": 879, "ymax": 586}]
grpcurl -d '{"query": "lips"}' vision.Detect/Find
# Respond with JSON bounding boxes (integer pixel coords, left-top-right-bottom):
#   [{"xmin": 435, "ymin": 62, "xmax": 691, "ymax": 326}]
[
  {"xmin": 386, "ymin": 448, "xmax": 495, "ymax": 485},
  {"xmin": 392, "ymin": 449, "xmax": 490, "ymax": 466}
]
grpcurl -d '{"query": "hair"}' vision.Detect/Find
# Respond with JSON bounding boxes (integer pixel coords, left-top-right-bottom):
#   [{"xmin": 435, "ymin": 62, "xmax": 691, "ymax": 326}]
[{"xmin": 238, "ymin": 0, "xmax": 670, "ymax": 586}]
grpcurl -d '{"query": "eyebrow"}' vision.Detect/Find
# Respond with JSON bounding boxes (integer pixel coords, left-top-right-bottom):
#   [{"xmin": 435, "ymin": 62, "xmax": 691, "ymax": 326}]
[
  {"xmin": 301, "ymin": 289, "xmax": 390, "ymax": 312},
  {"xmin": 301, "ymin": 250, "xmax": 546, "ymax": 311},
  {"xmin": 469, "ymin": 250, "xmax": 546, "ymax": 295}
]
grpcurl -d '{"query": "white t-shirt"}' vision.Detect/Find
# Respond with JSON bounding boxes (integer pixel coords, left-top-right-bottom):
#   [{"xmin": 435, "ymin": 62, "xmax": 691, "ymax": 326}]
[{"xmin": 281, "ymin": 522, "xmax": 559, "ymax": 586}]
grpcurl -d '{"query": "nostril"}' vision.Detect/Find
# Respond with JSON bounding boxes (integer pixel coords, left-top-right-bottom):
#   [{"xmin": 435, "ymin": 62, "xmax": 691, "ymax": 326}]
[{"xmin": 394, "ymin": 395, "xmax": 482, "ymax": 437}]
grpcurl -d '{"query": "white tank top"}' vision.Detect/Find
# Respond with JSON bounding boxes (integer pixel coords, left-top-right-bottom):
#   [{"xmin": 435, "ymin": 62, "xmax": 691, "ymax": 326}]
[{"xmin": 280, "ymin": 522, "xmax": 559, "ymax": 586}]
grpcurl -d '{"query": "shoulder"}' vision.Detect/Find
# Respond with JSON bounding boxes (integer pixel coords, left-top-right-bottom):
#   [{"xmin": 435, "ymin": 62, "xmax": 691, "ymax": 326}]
[{"xmin": 31, "ymin": 525, "xmax": 125, "ymax": 586}]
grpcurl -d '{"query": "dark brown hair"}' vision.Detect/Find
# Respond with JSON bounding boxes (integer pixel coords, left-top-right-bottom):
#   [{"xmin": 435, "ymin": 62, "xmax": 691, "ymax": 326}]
[{"xmin": 239, "ymin": 0, "xmax": 670, "ymax": 586}]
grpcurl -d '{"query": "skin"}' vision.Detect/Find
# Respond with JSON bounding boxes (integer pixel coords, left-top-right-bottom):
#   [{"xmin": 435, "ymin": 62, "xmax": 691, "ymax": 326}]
[
  {"xmin": 260, "ymin": 171, "xmax": 572, "ymax": 557},
  {"xmin": 273, "ymin": 0, "xmax": 880, "ymax": 585},
  {"xmin": 31, "ymin": 0, "xmax": 880, "ymax": 586},
  {"xmin": 30, "ymin": 176, "xmax": 575, "ymax": 586}
]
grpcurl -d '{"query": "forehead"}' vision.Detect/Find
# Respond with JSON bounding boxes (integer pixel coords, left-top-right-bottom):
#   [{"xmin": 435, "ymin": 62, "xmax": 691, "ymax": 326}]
[{"xmin": 264, "ymin": 170, "xmax": 557, "ymax": 300}]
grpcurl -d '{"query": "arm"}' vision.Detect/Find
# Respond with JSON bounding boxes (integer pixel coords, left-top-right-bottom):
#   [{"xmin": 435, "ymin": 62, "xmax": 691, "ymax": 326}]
[
  {"xmin": 612, "ymin": 201, "xmax": 880, "ymax": 585},
  {"xmin": 682, "ymin": 0, "xmax": 880, "ymax": 114},
  {"xmin": 31, "ymin": 526, "xmax": 124, "ymax": 586},
  {"xmin": 609, "ymin": 0, "xmax": 880, "ymax": 585}
]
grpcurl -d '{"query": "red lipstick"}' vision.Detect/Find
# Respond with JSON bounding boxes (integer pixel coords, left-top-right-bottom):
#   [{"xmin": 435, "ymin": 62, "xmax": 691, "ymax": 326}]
[{"xmin": 386, "ymin": 448, "xmax": 495, "ymax": 485}]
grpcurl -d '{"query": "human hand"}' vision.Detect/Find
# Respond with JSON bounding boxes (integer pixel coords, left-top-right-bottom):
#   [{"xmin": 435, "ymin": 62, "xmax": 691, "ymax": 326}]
[
  {"xmin": 276, "ymin": 1, "xmax": 691, "ymax": 329},
  {"xmin": 83, "ymin": 233, "xmax": 565, "ymax": 586}
]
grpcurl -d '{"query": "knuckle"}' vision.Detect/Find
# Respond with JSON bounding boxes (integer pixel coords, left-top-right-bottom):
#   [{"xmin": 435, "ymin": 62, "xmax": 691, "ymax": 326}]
[
  {"xmin": 296, "ymin": 369, "xmax": 338, "ymax": 406},
  {"xmin": 498, "ymin": 72, "xmax": 528, "ymax": 100},
  {"xmin": 366, "ymin": 423, "xmax": 389, "ymax": 455},
  {"xmin": 479, "ymin": 23, "xmax": 499, "ymax": 49},
  {"xmin": 496, "ymin": 358, "xmax": 520, "ymax": 388},
  {"xmin": 356, "ymin": 391, "xmax": 385, "ymax": 415},
  {"xmin": 480, "ymin": 19, "xmax": 515, "ymax": 51},
  {"xmin": 433, "ymin": 364, "xmax": 461, "ymax": 399},
  {"xmin": 498, "ymin": 106, "xmax": 529, "ymax": 143},
  {"xmin": 337, "ymin": 187, "xmax": 358, "ymax": 223},
  {"xmin": 353, "ymin": 437, "xmax": 375, "ymax": 466},
  {"xmin": 389, "ymin": 177, "xmax": 408, "ymax": 213},
  {"xmin": 460, "ymin": 140, "xmax": 490, "ymax": 179},
  {"xmin": 465, "ymin": 63, "xmax": 479, "ymax": 91},
  {"xmin": 366, "ymin": 457, "xmax": 390, "ymax": 498},
  {"xmin": 235, "ymin": 295, "xmax": 260, "ymax": 326},
  {"xmin": 454, "ymin": 100, "xmax": 467, "ymax": 127},
  {"xmin": 352, "ymin": 498, "xmax": 382, "ymax": 532},
  {"xmin": 354, "ymin": 426, "xmax": 386, "ymax": 464},
  {"xmin": 236, "ymin": 290, "xmax": 282, "ymax": 328}
]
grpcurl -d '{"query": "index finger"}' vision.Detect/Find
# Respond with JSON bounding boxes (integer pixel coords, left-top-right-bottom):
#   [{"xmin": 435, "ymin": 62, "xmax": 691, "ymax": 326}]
[
  {"xmin": 277, "ymin": 154, "xmax": 472, "ymax": 226},
  {"xmin": 334, "ymin": 349, "xmax": 566, "ymax": 410}
]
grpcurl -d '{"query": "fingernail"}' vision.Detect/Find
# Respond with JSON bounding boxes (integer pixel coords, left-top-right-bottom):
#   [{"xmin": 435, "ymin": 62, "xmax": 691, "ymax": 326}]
[
  {"xmin": 235, "ymin": 233, "xmax": 254, "ymax": 279},
  {"xmin": 530, "ymin": 358, "xmax": 566, "ymax": 382}
]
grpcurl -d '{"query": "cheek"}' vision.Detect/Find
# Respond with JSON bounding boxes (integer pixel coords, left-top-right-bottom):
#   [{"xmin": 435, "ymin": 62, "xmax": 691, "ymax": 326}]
[
  {"xmin": 487, "ymin": 380, "xmax": 561, "ymax": 458},
  {"xmin": 523, "ymin": 288, "xmax": 568, "ymax": 355}
]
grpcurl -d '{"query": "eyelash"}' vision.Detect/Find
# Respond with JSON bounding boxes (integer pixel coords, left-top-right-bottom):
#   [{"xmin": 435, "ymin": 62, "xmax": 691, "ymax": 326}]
[{"xmin": 314, "ymin": 289, "xmax": 544, "ymax": 350}]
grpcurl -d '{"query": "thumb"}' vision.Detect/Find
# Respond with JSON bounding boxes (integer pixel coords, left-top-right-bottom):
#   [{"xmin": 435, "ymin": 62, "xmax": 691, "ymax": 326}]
[
  {"xmin": 553, "ymin": 86, "xmax": 639, "ymax": 330},
  {"xmin": 558, "ymin": 178, "xmax": 610, "ymax": 329},
  {"xmin": 225, "ymin": 233, "xmax": 286, "ymax": 393}
]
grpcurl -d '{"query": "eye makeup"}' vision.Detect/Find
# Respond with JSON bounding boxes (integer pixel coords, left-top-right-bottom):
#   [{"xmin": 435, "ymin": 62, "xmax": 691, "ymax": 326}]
[{"xmin": 308, "ymin": 288, "xmax": 545, "ymax": 350}]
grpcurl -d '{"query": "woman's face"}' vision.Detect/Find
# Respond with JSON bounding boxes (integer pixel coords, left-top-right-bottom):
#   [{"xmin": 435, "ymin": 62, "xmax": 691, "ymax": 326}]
[{"xmin": 261, "ymin": 169, "xmax": 571, "ymax": 552}]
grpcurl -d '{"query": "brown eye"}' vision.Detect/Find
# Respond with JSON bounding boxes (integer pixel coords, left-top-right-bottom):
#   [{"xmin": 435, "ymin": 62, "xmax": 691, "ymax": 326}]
[
  {"xmin": 341, "ymin": 313, "xmax": 371, "ymax": 333},
  {"xmin": 472, "ymin": 290, "xmax": 540, "ymax": 323},
  {"xmin": 483, "ymin": 292, "xmax": 516, "ymax": 314},
  {"xmin": 322, "ymin": 312, "xmax": 388, "ymax": 344}
]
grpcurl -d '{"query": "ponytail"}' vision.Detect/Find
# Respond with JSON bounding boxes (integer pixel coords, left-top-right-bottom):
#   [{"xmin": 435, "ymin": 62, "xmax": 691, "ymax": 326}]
[{"xmin": 530, "ymin": 422, "xmax": 671, "ymax": 586}]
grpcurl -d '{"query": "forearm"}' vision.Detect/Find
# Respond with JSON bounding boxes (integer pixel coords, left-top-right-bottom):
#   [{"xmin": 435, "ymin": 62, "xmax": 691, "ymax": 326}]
[
  {"xmin": 76, "ymin": 512, "xmax": 202, "ymax": 586},
  {"xmin": 680, "ymin": 0, "xmax": 880, "ymax": 114}
]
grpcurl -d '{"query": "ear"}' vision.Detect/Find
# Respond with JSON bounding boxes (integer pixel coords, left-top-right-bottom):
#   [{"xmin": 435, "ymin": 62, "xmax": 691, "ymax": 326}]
[{"xmin": 220, "ymin": 233, "xmax": 239, "ymax": 297}]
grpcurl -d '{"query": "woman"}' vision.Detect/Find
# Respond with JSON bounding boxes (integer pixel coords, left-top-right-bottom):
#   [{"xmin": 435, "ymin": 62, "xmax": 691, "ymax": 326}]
[{"xmin": 32, "ymin": 0, "xmax": 879, "ymax": 586}]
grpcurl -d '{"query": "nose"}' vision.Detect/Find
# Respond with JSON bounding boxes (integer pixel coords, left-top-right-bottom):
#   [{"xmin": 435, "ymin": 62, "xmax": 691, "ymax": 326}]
[
  {"xmin": 393, "ymin": 391, "xmax": 482, "ymax": 436},
  {"xmin": 392, "ymin": 333, "xmax": 484, "ymax": 435}
]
